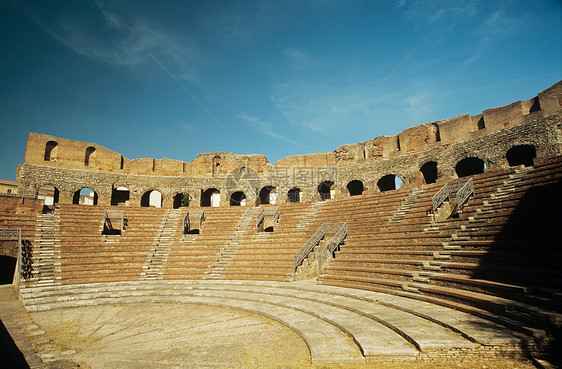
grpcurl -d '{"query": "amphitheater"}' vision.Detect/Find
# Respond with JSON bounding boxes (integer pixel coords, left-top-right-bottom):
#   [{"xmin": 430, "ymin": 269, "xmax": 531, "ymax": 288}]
[{"xmin": 1, "ymin": 80, "xmax": 561, "ymax": 368}]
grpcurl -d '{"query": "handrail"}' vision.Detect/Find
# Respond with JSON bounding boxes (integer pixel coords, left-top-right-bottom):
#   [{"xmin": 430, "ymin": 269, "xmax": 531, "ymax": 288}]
[
  {"xmin": 184, "ymin": 209, "xmax": 205, "ymax": 234},
  {"xmin": 103, "ymin": 209, "xmax": 124, "ymax": 232},
  {"xmin": 293, "ymin": 225, "xmax": 325, "ymax": 271},
  {"xmin": 431, "ymin": 178, "xmax": 474, "ymax": 218},
  {"xmin": 293, "ymin": 221, "xmax": 347, "ymax": 271},
  {"xmin": 256, "ymin": 206, "xmax": 280, "ymax": 230},
  {"xmin": 317, "ymin": 222, "xmax": 347, "ymax": 273},
  {"xmin": 455, "ymin": 178, "xmax": 474, "ymax": 211}
]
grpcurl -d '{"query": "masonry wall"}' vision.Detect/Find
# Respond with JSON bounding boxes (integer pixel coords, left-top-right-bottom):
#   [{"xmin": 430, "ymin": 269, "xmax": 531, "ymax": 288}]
[{"xmin": 16, "ymin": 81, "xmax": 562, "ymax": 207}]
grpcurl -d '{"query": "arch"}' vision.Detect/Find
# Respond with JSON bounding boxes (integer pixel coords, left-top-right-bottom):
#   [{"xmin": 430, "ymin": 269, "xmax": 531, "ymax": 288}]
[
  {"xmin": 347, "ymin": 180, "xmax": 363, "ymax": 196},
  {"xmin": 85, "ymin": 146, "xmax": 96, "ymax": 166},
  {"xmin": 201, "ymin": 188, "xmax": 220, "ymax": 207},
  {"xmin": 377, "ymin": 174, "xmax": 403, "ymax": 192},
  {"xmin": 111, "ymin": 186, "xmax": 130, "ymax": 206},
  {"xmin": 287, "ymin": 188, "xmax": 300, "ymax": 203},
  {"xmin": 73, "ymin": 187, "xmax": 98, "ymax": 205},
  {"xmin": 0, "ymin": 255, "xmax": 16, "ymax": 285},
  {"xmin": 38, "ymin": 185, "xmax": 59, "ymax": 205},
  {"xmin": 44, "ymin": 141, "xmax": 58, "ymax": 161},
  {"xmin": 141, "ymin": 190, "xmax": 162, "ymax": 208},
  {"xmin": 420, "ymin": 161, "xmax": 438, "ymax": 184},
  {"xmin": 212, "ymin": 155, "xmax": 221, "ymax": 176},
  {"xmin": 259, "ymin": 186, "xmax": 277, "ymax": 205},
  {"xmin": 455, "ymin": 157, "xmax": 485, "ymax": 178},
  {"xmin": 230, "ymin": 191, "xmax": 246, "ymax": 206},
  {"xmin": 318, "ymin": 181, "xmax": 334, "ymax": 201},
  {"xmin": 173, "ymin": 192, "xmax": 190, "ymax": 208},
  {"xmin": 506, "ymin": 145, "xmax": 536, "ymax": 167}
]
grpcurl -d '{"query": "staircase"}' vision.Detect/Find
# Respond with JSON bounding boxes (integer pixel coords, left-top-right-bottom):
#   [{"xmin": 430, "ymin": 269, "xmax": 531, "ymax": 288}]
[
  {"xmin": 141, "ymin": 209, "xmax": 181, "ymax": 280},
  {"xmin": 388, "ymin": 188, "xmax": 424, "ymax": 223},
  {"xmin": 296, "ymin": 201, "xmax": 326, "ymax": 230},
  {"xmin": 204, "ymin": 207, "xmax": 260, "ymax": 280},
  {"xmin": 30, "ymin": 207, "xmax": 61, "ymax": 286}
]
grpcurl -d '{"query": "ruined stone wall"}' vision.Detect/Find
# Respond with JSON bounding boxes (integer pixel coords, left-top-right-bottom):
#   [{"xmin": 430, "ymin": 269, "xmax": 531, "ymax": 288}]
[{"xmin": 16, "ymin": 81, "xmax": 562, "ymax": 207}]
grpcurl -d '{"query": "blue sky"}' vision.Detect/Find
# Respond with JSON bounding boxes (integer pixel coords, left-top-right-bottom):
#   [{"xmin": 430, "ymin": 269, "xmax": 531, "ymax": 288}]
[{"xmin": 1, "ymin": 0, "xmax": 560, "ymax": 181}]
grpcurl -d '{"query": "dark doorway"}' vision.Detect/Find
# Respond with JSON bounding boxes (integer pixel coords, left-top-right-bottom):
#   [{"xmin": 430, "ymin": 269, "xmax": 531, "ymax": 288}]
[
  {"xmin": 111, "ymin": 187, "xmax": 130, "ymax": 206},
  {"xmin": 287, "ymin": 188, "xmax": 300, "ymax": 203},
  {"xmin": 347, "ymin": 180, "xmax": 363, "ymax": 196},
  {"xmin": 377, "ymin": 174, "xmax": 402, "ymax": 192},
  {"xmin": 0, "ymin": 255, "xmax": 16, "ymax": 285},
  {"xmin": 506, "ymin": 145, "xmax": 536, "ymax": 167},
  {"xmin": 201, "ymin": 188, "xmax": 220, "ymax": 207},
  {"xmin": 173, "ymin": 193, "xmax": 190, "ymax": 208},
  {"xmin": 456, "ymin": 157, "xmax": 485, "ymax": 178},
  {"xmin": 230, "ymin": 191, "xmax": 246, "ymax": 206},
  {"xmin": 259, "ymin": 186, "xmax": 276, "ymax": 205},
  {"xmin": 420, "ymin": 161, "xmax": 438, "ymax": 184},
  {"xmin": 318, "ymin": 181, "xmax": 334, "ymax": 201}
]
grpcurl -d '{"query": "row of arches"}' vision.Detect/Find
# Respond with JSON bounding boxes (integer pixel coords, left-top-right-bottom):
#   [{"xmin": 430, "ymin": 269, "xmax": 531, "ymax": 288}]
[{"xmin": 36, "ymin": 145, "xmax": 537, "ymax": 206}]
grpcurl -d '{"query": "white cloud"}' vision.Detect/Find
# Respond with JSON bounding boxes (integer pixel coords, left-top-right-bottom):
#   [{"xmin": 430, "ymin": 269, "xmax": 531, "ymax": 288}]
[{"xmin": 238, "ymin": 112, "xmax": 299, "ymax": 145}]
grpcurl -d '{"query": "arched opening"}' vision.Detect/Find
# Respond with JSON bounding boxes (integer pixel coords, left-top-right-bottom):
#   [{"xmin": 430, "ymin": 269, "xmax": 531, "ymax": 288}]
[
  {"xmin": 44, "ymin": 141, "xmax": 58, "ymax": 161},
  {"xmin": 287, "ymin": 188, "xmax": 301, "ymax": 203},
  {"xmin": 259, "ymin": 186, "xmax": 277, "ymax": 205},
  {"xmin": 377, "ymin": 174, "xmax": 403, "ymax": 192},
  {"xmin": 0, "ymin": 255, "xmax": 16, "ymax": 284},
  {"xmin": 212, "ymin": 155, "xmax": 221, "ymax": 176},
  {"xmin": 141, "ymin": 190, "xmax": 162, "ymax": 207},
  {"xmin": 420, "ymin": 161, "xmax": 438, "ymax": 184},
  {"xmin": 456, "ymin": 157, "xmax": 485, "ymax": 178},
  {"xmin": 201, "ymin": 188, "xmax": 220, "ymax": 207},
  {"xmin": 173, "ymin": 192, "xmax": 190, "ymax": 208},
  {"xmin": 111, "ymin": 186, "xmax": 130, "ymax": 206},
  {"xmin": 318, "ymin": 181, "xmax": 334, "ymax": 201},
  {"xmin": 230, "ymin": 191, "xmax": 246, "ymax": 206},
  {"xmin": 38, "ymin": 185, "xmax": 59, "ymax": 205},
  {"xmin": 347, "ymin": 180, "xmax": 363, "ymax": 196},
  {"xmin": 506, "ymin": 145, "xmax": 536, "ymax": 167},
  {"xmin": 73, "ymin": 188, "xmax": 98, "ymax": 205},
  {"xmin": 85, "ymin": 146, "xmax": 96, "ymax": 166}
]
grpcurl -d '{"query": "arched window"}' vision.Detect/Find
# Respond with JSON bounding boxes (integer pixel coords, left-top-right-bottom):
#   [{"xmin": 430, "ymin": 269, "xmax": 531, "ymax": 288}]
[
  {"xmin": 259, "ymin": 186, "xmax": 277, "ymax": 205},
  {"xmin": 201, "ymin": 188, "xmax": 220, "ymax": 207},
  {"xmin": 347, "ymin": 180, "xmax": 363, "ymax": 196},
  {"xmin": 73, "ymin": 187, "xmax": 98, "ymax": 205},
  {"xmin": 141, "ymin": 190, "xmax": 162, "ymax": 207},
  {"xmin": 420, "ymin": 161, "xmax": 438, "ymax": 184},
  {"xmin": 44, "ymin": 141, "xmax": 58, "ymax": 161},
  {"xmin": 456, "ymin": 157, "xmax": 485, "ymax": 178},
  {"xmin": 173, "ymin": 192, "xmax": 190, "ymax": 208},
  {"xmin": 85, "ymin": 146, "xmax": 96, "ymax": 166},
  {"xmin": 111, "ymin": 186, "xmax": 130, "ymax": 206},
  {"xmin": 506, "ymin": 145, "xmax": 536, "ymax": 167},
  {"xmin": 287, "ymin": 188, "xmax": 300, "ymax": 203},
  {"xmin": 318, "ymin": 181, "xmax": 334, "ymax": 201},
  {"xmin": 230, "ymin": 191, "xmax": 246, "ymax": 206},
  {"xmin": 377, "ymin": 174, "xmax": 403, "ymax": 192}
]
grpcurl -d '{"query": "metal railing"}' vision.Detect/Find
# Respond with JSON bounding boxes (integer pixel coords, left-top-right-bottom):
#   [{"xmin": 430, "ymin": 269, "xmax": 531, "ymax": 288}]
[
  {"xmin": 0, "ymin": 228, "xmax": 22, "ymax": 292},
  {"xmin": 293, "ymin": 222, "xmax": 347, "ymax": 271},
  {"xmin": 102, "ymin": 209, "xmax": 125, "ymax": 232},
  {"xmin": 184, "ymin": 209, "xmax": 205, "ymax": 234},
  {"xmin": 256, "ymin": 206, "xmax": 280, "ymax": 230},
  {"xmin": 431, "ymin": 177, "xmax": 475, "ymax": 218},
  {"xmin": 317, "ymin": 222, "xmax": 348, "ymax": 273}
]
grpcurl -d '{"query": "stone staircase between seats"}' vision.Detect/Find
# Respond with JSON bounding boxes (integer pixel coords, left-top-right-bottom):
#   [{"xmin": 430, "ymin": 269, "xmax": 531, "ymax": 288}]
[
  {"xmin": 30, "ymin": 207, "xmax": 61, "ymax": 287},
  {"xmin": 141, "ymin": 209, "xmax": 181, "ymax": 280},
  {"xmin": 204, "ymin": 207, "xmax": 261, "ymax": 280}
]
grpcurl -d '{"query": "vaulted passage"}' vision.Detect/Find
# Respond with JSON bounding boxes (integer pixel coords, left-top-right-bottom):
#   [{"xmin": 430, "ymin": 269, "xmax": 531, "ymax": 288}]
[
  {"xmin": 141, "ymin": 190, "xmax": 162, "ymax": 207},
  {"xmin": 230, "ymin": 191, "xmax": 246, "ymax": 206},
  {"xmin": 259, "ymin": 186, "xmax": 277, "ymax": 205},
  {"xmin": 44, "ymin": 141, "xmax": 57, "ymax": 161},
  {"xmin": 73, "ymin": 188, "xmax": 98, "ymax": 205},
  {"xmin": 420, "ymin": 161, "xmax": 438, "ymax": 184},
  {"xmin": 377, "ymin": 175, "xmax": 402, "ymax": 192},
  {"xmin": 173, "ymin": 192, "xmax": 190, "ymax": 208},
  {"xmin": 287, "ymin": 188, "xmax": 300, "ymax": 203},
  {"xmin": 111, "ymin": 186, "xmax": 130, "ymax": 206},
  {"xmin": 201, "ymin": 188, "xmax": 220, "ymax": 207},
  {"xmin": 318, "ymin": 181, "xmax": 334, "ymax": 201},
  {"xmin": 456, "ymin": 157, "xmax": 485, "ymax": 178},
  {"xmin": 347, "ymin": 180, "xmax": 363, "ymax": 196},
  {"xmin": 506, "ymin": 145, "xmax": 536, "ymax": 167}
]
